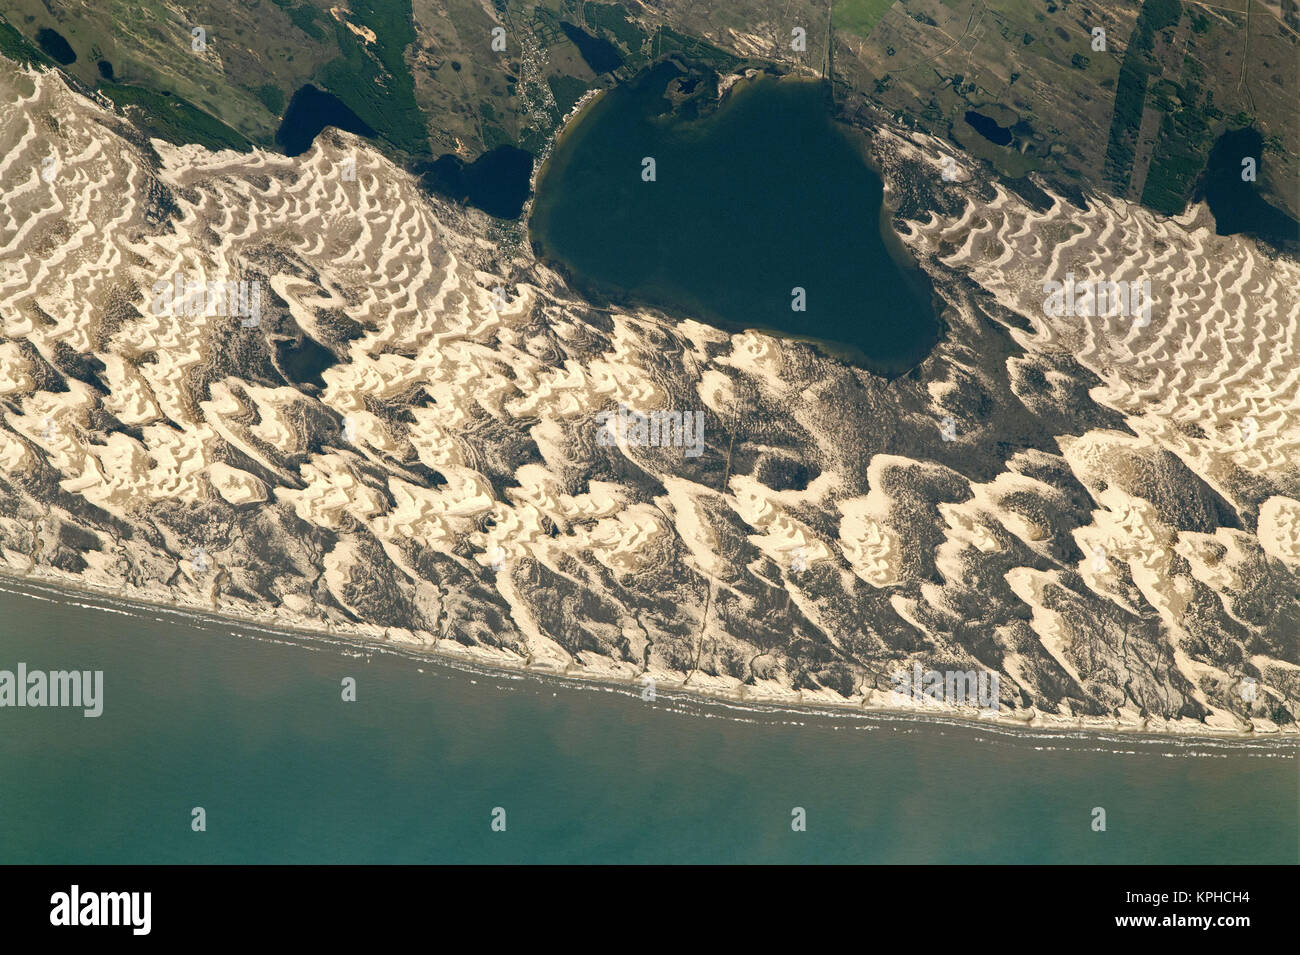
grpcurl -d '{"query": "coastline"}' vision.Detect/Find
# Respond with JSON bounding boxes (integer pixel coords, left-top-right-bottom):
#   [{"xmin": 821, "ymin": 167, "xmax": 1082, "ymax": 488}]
[
  {"xmin": 524, "ymin": 83, "xmax": 608, "ymax": 223},
  {"xmin": 1, "ymin": 562, "xmax": 1293, "ymax": 746},
  {"xmin": 4, "ymin": 60, "xmax": 1297, "ymax": 754}
]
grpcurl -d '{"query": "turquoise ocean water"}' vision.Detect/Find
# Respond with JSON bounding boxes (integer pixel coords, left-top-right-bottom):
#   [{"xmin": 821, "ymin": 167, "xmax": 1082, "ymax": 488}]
[{"xmin": 0, "ymin": 577, "xmax": 1294, "ymax": 863}]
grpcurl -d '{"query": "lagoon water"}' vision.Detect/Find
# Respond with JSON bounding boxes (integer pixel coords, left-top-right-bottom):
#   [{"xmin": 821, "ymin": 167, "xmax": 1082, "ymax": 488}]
[
  {"xmin": 1198, "ymin": 127, "xmax": 1300, "ymax": 245},
  {"xmin": 530, "ymin": 64, "xmax": 940, "ymax": 374},
  {"xmin": 0, "ymin": 577, "xmax": 1294, "ymax": 863},
  {"xmin": 275, "ymin": 84, "xmax": 377, "ymax": 158}
]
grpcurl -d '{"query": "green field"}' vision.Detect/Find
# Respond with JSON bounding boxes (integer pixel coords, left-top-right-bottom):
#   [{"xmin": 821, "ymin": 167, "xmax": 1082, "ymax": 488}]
[
  {"xmin": 0, "ymin": 0, "xmax": 1292, "ymax": 223},
  {"xmin": 0, "ymin": 14, "xmax": 54, "ymax": 67},
  {"xmin": 836, "ymin": 0, "xmax": 896, "ymax": 40},
  {"xmin": 318, "ymin": 0, "xmax": 428, "ymax": 155},
  {"xmin": 100, "ymin": 83, "xmax": 253, "ymax": 152}
]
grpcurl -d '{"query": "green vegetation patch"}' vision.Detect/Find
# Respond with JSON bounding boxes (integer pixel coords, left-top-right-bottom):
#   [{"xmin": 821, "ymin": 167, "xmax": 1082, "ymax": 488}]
[
  {"xmin": 1140, "ymin": 78, "xmax": 1216, "ymax": 214},
  {"xmin": 836, "ymin": 0, "xmax": 896, "ymax": 40},
  {"xmin": 1103, "ymin": 0, "xmax": 1183, "ymax": 191},
  {"xmin": 950, "ymin": 123, "xmax": 1040, "ymax": 179},
  {"xmin": 0, "ymin": 14, "xmax": 53, "ymax": 67},
  {"xmin": 318, "ymin": 0, "xmax": 427, "ymax": 155},
  {"xmin": 548, "ymin": 74, "xmax": 591, "ymax": 115},
  {"xmin": 651, "ymin": 26, "xmax": 743, "ymax": 71},
  {"xmin": 583, "ymin": 2, "xmax": 646, "ymax": 50},
  {"xmin": 531, "ymin": 6, "xmax": 566, "ymax": 49},
  {"xmin": 100, "ymin": 83, "xmax": 253, "ymax": 152},
  {"xmin": 255, "ymin": 83, "xmax": 285, "ymax": 116},
  {"xmin": 271, "ymin": 0, "xmax": 327, "ymax": 41}
]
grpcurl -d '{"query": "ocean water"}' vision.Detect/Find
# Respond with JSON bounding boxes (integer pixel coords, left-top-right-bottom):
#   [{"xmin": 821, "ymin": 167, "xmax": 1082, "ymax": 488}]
[
  {"xmin": 0, "ymin": 577, "xmax": 1294, "ymax": 864},
  {"xmin": 529, "ymin": 64, "xmax": 940, "ymax": 374}
]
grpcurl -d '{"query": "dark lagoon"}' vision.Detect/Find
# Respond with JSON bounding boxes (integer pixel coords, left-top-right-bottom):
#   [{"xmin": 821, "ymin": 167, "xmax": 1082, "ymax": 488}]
[
  {"xmin": 275, "ymin": 84, "xmax": 377, "ymax": 158},
  {"xmin": 36, "ymin": 28, "xmax": 75, "ymax": 65},
  {"xmin": 0, "ymin": 576, "xmax": 1294, "ymax": 863},
  {"xmin": 417, "ymin": 145, "xmax": 534, "ymax": 220},
  {"xmin": 1197, "ymin": 127, "xmax": 1300, "ymax": 246},
  {"xmin": 530, "ymin": 63, "xmax": 941, "ymax": 374},
  {"xmin": 964, "ymin": 110, "xmax": 1013, "ymax": 146},
  {"xmin": 275, "ymin": 334, "xmax": 337, "ymax": 388},
  {"xmin": 560, "ymin": 21, "xmax": 624, "ymax": 74}
]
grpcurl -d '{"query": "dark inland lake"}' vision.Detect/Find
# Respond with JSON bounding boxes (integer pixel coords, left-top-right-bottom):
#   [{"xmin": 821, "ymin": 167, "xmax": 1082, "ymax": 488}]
[
  {"xmin": 964, "ymin": 110, "xmax": 1013, "ymax": 146},
  {"xmin": 1197, "ymin": 127, "xmax": 1300, "ymax": 246},
  {"xmin": 275, "ymin": 84, "xmax": 377, "ymax": 158},
  {"xmin": 416, "ymin": 146, "xmax": 535, "ymax": 220},
  {"xmin": 529, "ymin": 63, "xmax": 941, "ymax": 374}
]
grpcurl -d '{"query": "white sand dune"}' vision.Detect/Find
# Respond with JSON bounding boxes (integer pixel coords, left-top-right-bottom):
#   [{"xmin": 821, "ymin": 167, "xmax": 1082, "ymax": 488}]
[
  {"xmin": 894, "ymin": 129, "xmax": 1299, "ymax": 729},
  {"xmin": 0, "ymin": 65, "xmax": 1295, "ymax": 736}
]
